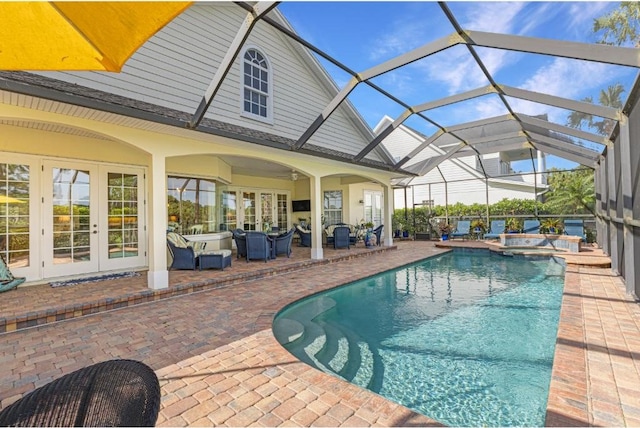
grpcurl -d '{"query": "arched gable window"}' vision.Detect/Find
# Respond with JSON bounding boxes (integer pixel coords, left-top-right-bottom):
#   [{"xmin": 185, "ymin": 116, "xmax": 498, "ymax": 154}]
[{"xmin": 242, "ymin": 48, "xmax": 272, "ymax": 122}]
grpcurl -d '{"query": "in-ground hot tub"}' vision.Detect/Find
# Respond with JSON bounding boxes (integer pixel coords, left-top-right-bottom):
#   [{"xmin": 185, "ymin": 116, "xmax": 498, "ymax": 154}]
[
  {"xmin": 490, "ymin": 245, "xmax": 568, "ymax": 257},
  {"xmin": 499, "ymin": 233, "xmax": 581, "ymax": 253}
]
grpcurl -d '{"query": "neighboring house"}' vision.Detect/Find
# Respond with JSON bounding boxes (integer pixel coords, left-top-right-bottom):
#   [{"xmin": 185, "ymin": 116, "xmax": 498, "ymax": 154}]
[
  {"xmin": 375, "ymin": 116, "xmax": 548, "ymax": 209},
  {"xmin": 0, "ymin": 4, "xmax": 402, "ymax": 288}
]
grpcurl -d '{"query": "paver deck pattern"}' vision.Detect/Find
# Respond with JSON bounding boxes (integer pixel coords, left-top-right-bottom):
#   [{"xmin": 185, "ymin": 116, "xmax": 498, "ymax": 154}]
[{"xmin": 0, "ymin": 240, "xmax": 638, "ymax": 427}]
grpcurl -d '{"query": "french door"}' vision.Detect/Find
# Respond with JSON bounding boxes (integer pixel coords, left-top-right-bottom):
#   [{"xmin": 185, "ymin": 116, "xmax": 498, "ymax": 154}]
[
  {"xmin": 42, "ymin": 161, "xmax": 145, "ymax": 278},
  {"xmin": 364, "ymin": 190, "xmax": 383, "ymax": 227},
  {"xmin": 220, "ymin": 187, "xmax": 290, "ymax": 232},
  {"xmin": 242, "ymin": 191, "xmax": 257, "ymax": 231}
]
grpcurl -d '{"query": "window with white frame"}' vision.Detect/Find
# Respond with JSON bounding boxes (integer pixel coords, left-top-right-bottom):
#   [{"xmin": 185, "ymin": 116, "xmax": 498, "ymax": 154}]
[
  {"xmin": 323, "ymin": 190, "xmax": 342, "ymax": 225},
  {"xmin": 242, "ymin": 48, "xmax": 271, "ymax": 121},
  {"xmin": 167, "ymin": 176, "xmax": 217, "ymax": 234}
]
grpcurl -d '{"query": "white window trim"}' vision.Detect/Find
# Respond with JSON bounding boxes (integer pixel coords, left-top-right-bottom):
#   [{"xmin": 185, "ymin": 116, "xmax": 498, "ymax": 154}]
[
  {"xmin": 323, "ymin": 190, "xmax": 343, "ymax": 225},
  {"xmin": 239, "ymin": 45, "xmax": 274, "ymax": 125}
]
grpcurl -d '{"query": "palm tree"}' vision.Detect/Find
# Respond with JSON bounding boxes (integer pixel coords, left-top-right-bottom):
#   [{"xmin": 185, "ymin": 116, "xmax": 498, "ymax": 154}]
[
  {"xmin": 567, "ymin": 4, "xmax": 634, "ymax": 135},
  {"xmin": 597, "ymin": 84, "xmax": 625, "ymax": 134},
  {"xmin": 566, "ymin": 95, "xmax": 594, "ymax": 130},
  {"xmin": 593, "ymin": 2, "xmax": 640, "ymax": 47},
  {"xmin": 546, "ymin": 170, "xmax": 595, "ymax": 215},
  {"xmin": 566, "ymin": 84, "xmax": 624, "ymax": 136}
]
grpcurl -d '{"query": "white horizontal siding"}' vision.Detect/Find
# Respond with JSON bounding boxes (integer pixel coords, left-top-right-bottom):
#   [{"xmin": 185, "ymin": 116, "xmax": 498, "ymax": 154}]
[
  {"xmin": 34, "ymin": 4, "xmax": 381, "ymax": 161},
  {"xmin": 383, "ymin": 126, "xmax": 419, "ymax": 161},
  {"xmin": 481, "ymin": 154, "xmax": 501, "ymax": 176}
]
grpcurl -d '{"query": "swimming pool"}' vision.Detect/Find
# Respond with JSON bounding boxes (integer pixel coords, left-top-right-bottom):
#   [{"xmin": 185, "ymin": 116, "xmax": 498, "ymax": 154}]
[{"xmin": 273, "ymin": 250, "xmax": 565, "ymax": 427}]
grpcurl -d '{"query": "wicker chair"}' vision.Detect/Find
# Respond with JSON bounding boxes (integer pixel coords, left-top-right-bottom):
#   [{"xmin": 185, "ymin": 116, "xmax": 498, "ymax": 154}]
[
  {"xmin": 245, "ymin": 231, "xmax": 271, "ymax": 262},
  {"xmin": 0, "ymin": 252, "xmax": 26, "ymax": 293},
  {"xmin": 274, "ymin": 228, "xmax": 295, "ymax": 258},
  {"xmin": 372, "ymin": 224, "xmax": 384, "ymax": 246},
  {"xmin": 0, "ymin": 359, "xmax": 160, "ymax": 427},
  {"xmin": 295, "ymin": 225, "xmax": 312, "ymax": 247},
  {"xmin": 232, "ymin": 229, "xmax": 247, "ymax": 259},
  {"xmin": 333, "ymin": 225, "xmax": 351, "ymax": 249},
  {"xmin": 166, "ymin": 231, "xmax": 206, "ymax": 270}
]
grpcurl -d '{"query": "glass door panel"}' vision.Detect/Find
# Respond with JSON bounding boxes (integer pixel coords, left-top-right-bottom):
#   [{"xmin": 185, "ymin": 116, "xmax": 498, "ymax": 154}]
[
  {"xmin": 100, "ymin": 168, "xmax": 145, "ymax": 271},
  {"xmin": 260, "ymin": 192, "xmax": 273, "ymax": 232},
  {"xmin": 364, "ymin": 191, "xmax": 383, "ymax": 227},
  {"xmin": 0, "ymin": 162, "xmax": 32, "ymax": 273},
  {"xmin": 43, "ymin": 162, "xmax": 98, "ymax": 277},
  {"xmin": 374, "ymin": 193, "xmax": 383, "ymax": 226},
  {"xmin": 220, "ymin": 190, "xmax": 237, "ymax": 231},
  {"xmin": 277, "ymin": 193, "xmax": 288, "ymax": 230},
  {"xmin": 242, "ymin": 191, "xmax": 256, "ymax": 231}
]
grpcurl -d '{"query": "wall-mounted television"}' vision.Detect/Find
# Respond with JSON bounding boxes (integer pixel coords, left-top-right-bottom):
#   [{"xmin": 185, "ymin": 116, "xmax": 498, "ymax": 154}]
[{"xmin": 292, "ymin": 199, "xmax": 311, "ymax": 212}]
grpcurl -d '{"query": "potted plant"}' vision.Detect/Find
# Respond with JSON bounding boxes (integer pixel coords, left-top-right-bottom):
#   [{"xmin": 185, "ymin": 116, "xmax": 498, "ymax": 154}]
[
  {"xmin": 439, "ymin": 222, "xmax": 452, "ymax": 240},
  {"xmin": 506, "ymin": 217, "xmax": 522, "ymax": 233},
  {"xmin": 471, "ymin": 218, "xmax": 486, "ymax": 234},
  {"xmin": 394, "ymin": 223, "xmax": 403, "ymax": 238},
  {"xmin": 363, "ymin": 221, "xmax": 375, "ymax": 246},
  {"xmin": 541, "ymin": 218, "xmax": 562, "ymax": 234}
]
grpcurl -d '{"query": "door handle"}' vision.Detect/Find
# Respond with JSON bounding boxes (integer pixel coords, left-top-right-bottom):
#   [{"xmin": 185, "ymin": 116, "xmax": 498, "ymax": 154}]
[{"xmin": 92, "ymin": 231, "xmax": 98, "ymax": 234}]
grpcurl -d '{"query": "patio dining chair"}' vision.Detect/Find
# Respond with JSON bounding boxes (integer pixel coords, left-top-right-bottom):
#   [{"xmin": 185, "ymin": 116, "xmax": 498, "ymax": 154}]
[
  {"xmin": 373, "ymin": 224, "xmax": 384, "ymax": 246},
  {"xmin": 295, "ymin": 225, "xmax": 312, "ymax": 247},
  {"xmin": 232, "ymin": 229, "xmax": 247, "ymax": 259},
  {"xmin": 0, "ymin": 253, "xmax": 26, "ymax": 293},
  {"xmin": 274, "ymin": 228, "xmax": 295, "ymax": 258},
  {"xmin": 333, "ymin": 225, "xmax": 350, "ymax": 249},
  {"xmin": 245, "ymin": 231, "xmax": 271, "ymax": 262}
]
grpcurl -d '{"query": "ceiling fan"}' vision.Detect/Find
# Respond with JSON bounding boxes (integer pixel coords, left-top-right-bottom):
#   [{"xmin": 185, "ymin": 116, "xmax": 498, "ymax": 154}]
[{"xmin": 275, "ymin": 169, "xmax": 299, "ymax": 181}]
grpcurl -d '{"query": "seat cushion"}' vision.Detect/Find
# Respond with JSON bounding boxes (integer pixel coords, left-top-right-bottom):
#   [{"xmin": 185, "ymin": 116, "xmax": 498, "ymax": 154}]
[
  {"xmin": 167, "ymin": 232, "xmax": 188, "ymax": 248},
  {"xmin": 325, "ymin": 225, "xmax": 336, "ymax": 237},
  {"xmin": 202, "ymin": 249, "xmax": 232, "ymax": 257}
]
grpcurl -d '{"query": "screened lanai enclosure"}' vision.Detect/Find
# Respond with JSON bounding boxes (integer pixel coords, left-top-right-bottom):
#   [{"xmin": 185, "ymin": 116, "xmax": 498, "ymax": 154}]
[
  {"xmin": 1, "ymin": 2, "xmax": 638, "ymax": 296},
  {"xmin": 240, "ymin": 2, "xmax": 639, "ymax": 298}
]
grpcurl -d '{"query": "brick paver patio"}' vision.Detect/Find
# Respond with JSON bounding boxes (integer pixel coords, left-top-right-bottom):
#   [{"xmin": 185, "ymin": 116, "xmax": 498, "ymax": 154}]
[{"xmin": 0, "ymin": 240, "xmax": 638, "ymax": 426}]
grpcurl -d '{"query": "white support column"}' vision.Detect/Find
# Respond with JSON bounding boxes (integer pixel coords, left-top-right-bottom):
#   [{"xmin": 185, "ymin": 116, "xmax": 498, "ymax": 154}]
[
  {"xmin": 147, "ymin": 153, "xmax": 169, "ymax": 289},
  {"xmin": 383, "ymin": 183, "xmax": 393, "ymax": 246},
  {"xmin": 536, "ymin": 150, "xmax": 546, "ymax": 185},
  {"xmin": 309, "ymin": 175, "xmax": 323, "ymax": 260}
]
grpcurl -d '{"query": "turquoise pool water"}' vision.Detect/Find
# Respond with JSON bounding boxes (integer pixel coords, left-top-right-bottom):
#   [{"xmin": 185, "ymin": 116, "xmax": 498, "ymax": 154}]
[{"xmin": 273, "ymin": 251, "xmax": 565, "ymax": 427}]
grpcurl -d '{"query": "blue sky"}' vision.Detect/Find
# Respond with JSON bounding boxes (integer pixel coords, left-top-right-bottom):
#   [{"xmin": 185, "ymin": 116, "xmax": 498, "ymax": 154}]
[{"xmin": 277, "ymin": 2, "xmax": 638, "ymax": 172}]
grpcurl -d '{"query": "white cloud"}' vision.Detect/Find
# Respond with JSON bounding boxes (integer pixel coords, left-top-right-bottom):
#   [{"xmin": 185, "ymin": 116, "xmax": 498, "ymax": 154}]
[
  {"xmin": 517, "ymin": 3, "xmax": 558, "ymax": 36},
  {"xmin": 461, "ymin": 2, "xmax": 527, "ymax": 33},
  {"xmin": 566, "ymin": 2, "xmax": 612, "ymax": 35},
  {"xmin": 368, "ymin": 21, "xmax": 431, "ymax": 62},
  {"xmin": 521, "ymin": 58, "xmax": 618, "ymax": 99}
]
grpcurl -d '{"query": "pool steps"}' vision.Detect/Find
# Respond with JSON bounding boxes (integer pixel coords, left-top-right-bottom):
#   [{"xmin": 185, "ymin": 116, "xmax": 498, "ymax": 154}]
[
  {"xmin": 315, "ymin": 322, "xmax": 347, "ymax": 372},
  {"xmin": 279, "ymin": 296, "xmax": 381, "ymax": 390}
]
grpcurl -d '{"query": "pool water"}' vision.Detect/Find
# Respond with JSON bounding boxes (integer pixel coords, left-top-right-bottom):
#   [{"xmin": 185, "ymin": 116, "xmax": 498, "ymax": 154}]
[{"xmin": 273, "ymin": 251, "xmax": 565, "ymax": 427}]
